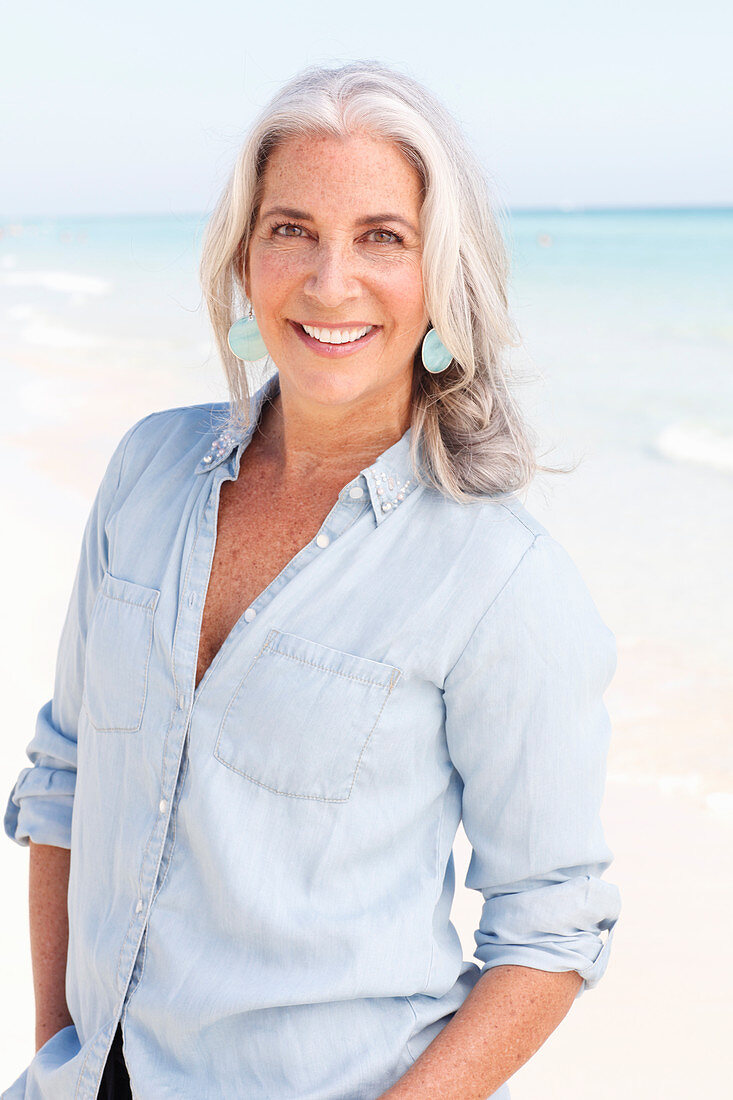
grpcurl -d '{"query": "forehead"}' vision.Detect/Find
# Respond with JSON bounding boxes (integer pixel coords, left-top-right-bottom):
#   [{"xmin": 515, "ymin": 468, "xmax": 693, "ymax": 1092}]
[{"xmin": 258, "ymin": 132, "xmax": 424, "ymax": 218}]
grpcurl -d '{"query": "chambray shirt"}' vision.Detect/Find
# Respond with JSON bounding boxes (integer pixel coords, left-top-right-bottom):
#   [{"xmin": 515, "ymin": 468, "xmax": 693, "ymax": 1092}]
[{"xmin": 4, "ymin": 371, "xmax": 621, "ymax": 1100}]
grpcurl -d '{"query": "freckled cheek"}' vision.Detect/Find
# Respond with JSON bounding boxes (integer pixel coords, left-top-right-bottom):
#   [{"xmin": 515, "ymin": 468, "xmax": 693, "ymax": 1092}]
[
  {"xmin": 248, "ymin": 251, "xmax": 307, "ymax": 315},
  {"xmin": 373, "ymin": 268, "xmax": 427, "ymax": 331}
]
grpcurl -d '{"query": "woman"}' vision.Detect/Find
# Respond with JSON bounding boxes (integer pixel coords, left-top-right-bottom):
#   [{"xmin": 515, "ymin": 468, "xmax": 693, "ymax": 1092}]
[{"xmin": 4, "ymin": 62, "xmax": 621, "ymax": 1099}]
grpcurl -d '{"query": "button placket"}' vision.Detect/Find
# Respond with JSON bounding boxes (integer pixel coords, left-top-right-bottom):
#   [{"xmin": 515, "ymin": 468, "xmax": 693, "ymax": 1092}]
[{"xmin": 189, "ymin": 433, "xmax": 371, "ymax": 703}]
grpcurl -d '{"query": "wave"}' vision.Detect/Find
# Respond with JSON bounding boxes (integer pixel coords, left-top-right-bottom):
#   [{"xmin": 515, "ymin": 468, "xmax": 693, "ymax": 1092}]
[
  {"xmin": 0, "ymin": 269, "xmax": 110, "ymax": 295},
  {"xmin": 20, "ymin": 322, "xmax": 102, "ymax": 349},
  {"xmin": 654, "ymin": 422, "xmax": 733, "ymax": 473}
]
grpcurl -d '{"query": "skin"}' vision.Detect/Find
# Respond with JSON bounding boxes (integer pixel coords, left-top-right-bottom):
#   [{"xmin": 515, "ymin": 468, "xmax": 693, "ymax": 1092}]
[
  {"xmin": 28, "ymin": 841, "xmax": 74, "ymax": 1052},
  {"xmin": 196, "ymin": 132, "xmax": 431, "ymax": 684},
  {"xmin": 378, "ymin": 966, "xmax": 583, "ymax": 1098},
  {"xmin": 244, "ymin": 131, "xmax": 430, "ymax": 476},
  {"xmin": 28, "ymin": 131, "xmax": 584, "ymax": 1092}
]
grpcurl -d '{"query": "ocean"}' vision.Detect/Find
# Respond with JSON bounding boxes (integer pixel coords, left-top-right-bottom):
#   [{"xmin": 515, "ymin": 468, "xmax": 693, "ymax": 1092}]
[{"xmin": 1, "ymin": 208, "xmax": 731, "ymax": 800}]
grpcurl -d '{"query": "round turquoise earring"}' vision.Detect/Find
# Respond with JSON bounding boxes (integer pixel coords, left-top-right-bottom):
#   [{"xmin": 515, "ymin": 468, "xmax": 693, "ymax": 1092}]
[
  {"xmin": 227, "ymin": 311, "xmax": 268, "ymax": 361},
  {"xmin": 421, "ymin": 327, "xmax": 453, "ymax": 374}
]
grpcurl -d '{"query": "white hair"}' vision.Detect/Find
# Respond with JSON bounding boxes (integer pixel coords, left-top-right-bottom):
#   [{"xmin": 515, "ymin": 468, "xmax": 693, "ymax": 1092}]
[{"xmin": 200, "ymin": 60, "xmax": 550, "ymax": 502}]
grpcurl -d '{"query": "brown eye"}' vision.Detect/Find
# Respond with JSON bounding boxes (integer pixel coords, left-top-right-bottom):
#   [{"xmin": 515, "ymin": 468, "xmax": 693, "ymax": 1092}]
[
  {"xmin": 273, "ymin": 224, "xmax": 306, "ymax": 237},
  {"xmin": 367, "ymin": 229, "xmax": 401, "ymax": 244}
]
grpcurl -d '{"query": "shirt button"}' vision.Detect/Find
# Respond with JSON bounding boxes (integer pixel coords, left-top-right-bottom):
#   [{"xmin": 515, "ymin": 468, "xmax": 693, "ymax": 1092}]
[
  {"xmin": 178, "ymin": 694, "xmax": 186, "ymax": 710},
  {"xmin": 135, "ymin": 899, "xmax": 143, "ymax": 914},
  {"xmin": 159, "ymin": 799, "xmax": 168, "ymax": 814},
  {"xmin": 348, "ymin": 485, "xmax": 364, "ymax": 499},
  {"xmin": 316, "ymin": 533, "xmax": 330, "ymax": 548},
  {"xmin": 244, "ymin": 607, "xmax": 256, "ymax": 622},
  {"xmin": 188, "ymin": 592, "xmax": 196, "ymax": 607}
]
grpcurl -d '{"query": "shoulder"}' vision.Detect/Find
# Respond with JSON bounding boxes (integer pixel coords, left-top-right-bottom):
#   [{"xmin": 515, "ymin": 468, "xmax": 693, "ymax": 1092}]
[
  {"xmin": 467, "ymin": 519, "xmax": 615, "ymax": 685},
  {"xmin": 413, "ymin": 484, "xmax": 552, "ymax": 611},
  {"xmin": 419, "ymin": 484, "xmax": 551, "ymax": 558},
  {"xmin": 470, "ymin": 494, "xmax": 607, "ymax": 629},
  {"xmin": 416, "ymin": 487, "xmax": 614, "ymax": 665},
  {"xmin": 110, "ymin": 401, "xmax": 230, "ymax": 489}
]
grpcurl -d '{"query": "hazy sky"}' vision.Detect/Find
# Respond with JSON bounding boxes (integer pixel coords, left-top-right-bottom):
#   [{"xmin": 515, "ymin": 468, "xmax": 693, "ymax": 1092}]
[{"xmin": 3, "ymin": 0, "xmax": 731, "ymax": 218}]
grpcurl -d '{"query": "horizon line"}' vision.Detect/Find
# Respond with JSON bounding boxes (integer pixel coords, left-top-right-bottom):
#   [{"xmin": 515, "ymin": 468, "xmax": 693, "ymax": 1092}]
[{"xmin": 2, "ymin": 202, "xmax": 733, "ymax": 225}]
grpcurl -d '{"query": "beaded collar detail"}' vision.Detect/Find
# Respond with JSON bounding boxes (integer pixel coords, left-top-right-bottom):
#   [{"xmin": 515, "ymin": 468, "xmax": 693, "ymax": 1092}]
[{"xmin": 196, "ymin": 373, "xmax": 420, "ymax": 524}]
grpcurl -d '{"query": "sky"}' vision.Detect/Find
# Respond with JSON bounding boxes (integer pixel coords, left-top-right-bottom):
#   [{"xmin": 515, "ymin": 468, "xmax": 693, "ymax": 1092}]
[{"xmin": 2, "ymin": 0, "xmax": 731, "ymax": 218}]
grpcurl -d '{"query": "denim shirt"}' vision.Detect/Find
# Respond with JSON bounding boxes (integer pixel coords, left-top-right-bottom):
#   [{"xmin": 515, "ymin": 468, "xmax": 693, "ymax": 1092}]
[{"xmin": 4, "ymin": 371, "xmax": 621, "ymax": 1100}]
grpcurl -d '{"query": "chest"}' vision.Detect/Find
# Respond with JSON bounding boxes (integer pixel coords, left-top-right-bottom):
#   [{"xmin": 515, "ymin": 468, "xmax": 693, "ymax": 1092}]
[{"xmin": 195, "ymin": 462, "xmax": 339, "ymax": 688}]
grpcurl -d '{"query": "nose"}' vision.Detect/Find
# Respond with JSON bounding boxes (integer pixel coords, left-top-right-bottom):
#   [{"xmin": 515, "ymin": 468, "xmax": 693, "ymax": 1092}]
[{"xmin": 303, "ymin": 241, "xmax": 360, "ymax": 309}]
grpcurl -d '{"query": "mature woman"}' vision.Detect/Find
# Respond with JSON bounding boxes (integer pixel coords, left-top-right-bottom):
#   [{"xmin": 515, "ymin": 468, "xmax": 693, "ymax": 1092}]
[{"xmin": 4, "ymin": 62, "xmax": 621, "ymax": 1100}]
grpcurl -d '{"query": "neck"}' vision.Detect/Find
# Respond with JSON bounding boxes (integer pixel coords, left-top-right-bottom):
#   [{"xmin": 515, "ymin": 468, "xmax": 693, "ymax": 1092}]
[{"xmin": 255, "ymin": 373, "xmax": 412, "ymax": 486}]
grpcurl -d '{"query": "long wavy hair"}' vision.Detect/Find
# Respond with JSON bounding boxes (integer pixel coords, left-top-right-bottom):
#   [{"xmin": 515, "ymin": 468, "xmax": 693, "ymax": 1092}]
[{"xmin": 200, "ymin": 60, "xmax": 553, "ymax": 502}]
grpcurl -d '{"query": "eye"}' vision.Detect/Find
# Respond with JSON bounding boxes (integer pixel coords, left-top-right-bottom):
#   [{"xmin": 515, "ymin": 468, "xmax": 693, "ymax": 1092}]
[
  {"xmin": 272, "ymin": 223, "xmax": 307, "ymax": 238},
  {"xmin": 365, "ymin": 228, "xmax": 403, "ymax": 244}
]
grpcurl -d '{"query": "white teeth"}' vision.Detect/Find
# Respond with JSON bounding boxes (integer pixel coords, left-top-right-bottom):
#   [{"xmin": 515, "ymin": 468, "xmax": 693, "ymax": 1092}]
[{"xmin": 301, "ymin": 324, "xmax": 373, "ymax": 344}]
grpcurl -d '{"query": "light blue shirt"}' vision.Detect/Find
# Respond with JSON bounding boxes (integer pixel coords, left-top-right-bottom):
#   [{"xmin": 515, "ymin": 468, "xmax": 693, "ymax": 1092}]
[{"xmin": 4, "ymin": 371, "xmax": 621, "ymax": 1100}]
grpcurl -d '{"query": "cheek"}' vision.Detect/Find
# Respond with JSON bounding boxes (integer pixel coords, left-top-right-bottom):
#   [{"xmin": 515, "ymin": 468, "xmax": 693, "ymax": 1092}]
[
  {"xmin": 248, "ymin": 249, "xmax": 303, "ymax": 307},
  {"xmin": 377, "ymin": 263, "xmax": 426, "ymax": 325}
]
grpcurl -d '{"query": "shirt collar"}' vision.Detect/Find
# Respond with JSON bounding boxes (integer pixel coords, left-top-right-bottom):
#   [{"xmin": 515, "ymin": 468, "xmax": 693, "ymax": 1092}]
[
  {"xmin": 360, "ymin": 425, "xmax": 419, "ymax": 524},
  {"xmin": 196, "ymin": 371, "xmax": 420, "ymax": 524},
  {"xmin": 195, "ymin": 374, "xmax": 279, "ymax": 475}
]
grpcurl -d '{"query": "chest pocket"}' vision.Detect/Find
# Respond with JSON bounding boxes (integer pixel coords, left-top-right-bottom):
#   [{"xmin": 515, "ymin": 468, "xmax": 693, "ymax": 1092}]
[
  {"xmin": 214, "ymin": 628, "xmax": 402, "ymax": 802},
  {"xmin": 82, "ymin": 572, "xmax": 160, "ymax": 732}
]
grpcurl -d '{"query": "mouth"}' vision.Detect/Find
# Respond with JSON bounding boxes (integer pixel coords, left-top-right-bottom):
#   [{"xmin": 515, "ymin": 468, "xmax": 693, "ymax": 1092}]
[{"xmin": 290, "ymin": 320, "xmax": 380, "ymax": 356}]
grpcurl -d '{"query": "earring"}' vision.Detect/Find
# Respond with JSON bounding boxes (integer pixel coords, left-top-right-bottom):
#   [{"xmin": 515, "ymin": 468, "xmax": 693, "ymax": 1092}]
[
  {"xmin": 227, "ymin": 310, "xmax": 268, "ymax": 361},
  {"xmin": 421, "ymin": 327, "xmax": 453, "ymax": 374}
]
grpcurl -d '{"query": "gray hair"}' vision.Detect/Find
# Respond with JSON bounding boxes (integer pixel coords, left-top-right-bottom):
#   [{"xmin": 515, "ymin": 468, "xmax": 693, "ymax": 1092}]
[{"xmin": 200, "ymin": 60, "xmax": 548, "ymax": 502}]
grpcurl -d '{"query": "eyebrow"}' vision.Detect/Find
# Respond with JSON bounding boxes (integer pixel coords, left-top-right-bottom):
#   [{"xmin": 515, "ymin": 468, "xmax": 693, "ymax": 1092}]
[{"xmin": 260, "ymin": 206, "xmax": 419, "ymax": 234}]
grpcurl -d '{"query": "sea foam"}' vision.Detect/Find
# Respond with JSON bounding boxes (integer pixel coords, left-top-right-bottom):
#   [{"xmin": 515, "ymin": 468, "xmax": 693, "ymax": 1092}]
[
  {"xmin": 655, "ymin": 422, "xmax": 733, "ymax": 473},
  {"xmin": 0, "ymin": 270, "xmax": 110, "ymax": 295},
  {"xmin": 20, "ymin": 322, "xmax": 101, "ymax": 349}
]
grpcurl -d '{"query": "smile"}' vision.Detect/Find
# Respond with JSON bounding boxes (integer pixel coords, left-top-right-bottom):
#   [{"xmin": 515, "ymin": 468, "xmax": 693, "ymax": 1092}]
[
  {"xmin": 301, "ymin": 323, "xmax": 373, "ymax": 343},
  {"xmin": 290, "ymin": 321, "xmax": 380, "ymax": 357}
]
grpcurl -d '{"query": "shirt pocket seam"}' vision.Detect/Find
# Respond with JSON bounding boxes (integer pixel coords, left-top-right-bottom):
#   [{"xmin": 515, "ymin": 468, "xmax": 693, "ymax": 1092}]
[
  {"xmin": 82, "ymin": 573, "xmax": 160, "ymax": 733},
  {"xmin": 214, "ymin": 686, "xmax": 394, "ymax": 802},
  {"xmin": 260, "ymin": 637, "xmax": 401, "ymax": 691},
  {"xmin": 213, "ymin": 630, "xmax": 402, "ymax": 802}
]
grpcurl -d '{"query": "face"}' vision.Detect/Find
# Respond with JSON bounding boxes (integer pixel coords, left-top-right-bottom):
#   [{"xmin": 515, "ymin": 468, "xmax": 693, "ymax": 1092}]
[{"xmin": 245, "ymin": 131, "xmax": 429, "ymax": 415}]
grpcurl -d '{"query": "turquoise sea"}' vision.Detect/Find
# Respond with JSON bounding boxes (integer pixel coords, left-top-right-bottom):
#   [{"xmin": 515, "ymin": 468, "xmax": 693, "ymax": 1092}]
[
  {"xmin": 2, "ymin": 207, "xmax": 731, "ymax": 451},
  {"xmin": 1, "ymin": 208, "xmax": 731, "ymax": 794}
]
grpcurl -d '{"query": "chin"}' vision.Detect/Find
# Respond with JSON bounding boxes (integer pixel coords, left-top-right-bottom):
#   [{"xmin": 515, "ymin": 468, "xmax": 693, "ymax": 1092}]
[{"xmin": 284, "ymin": 362, "xmax": 386, "ymax": 410}]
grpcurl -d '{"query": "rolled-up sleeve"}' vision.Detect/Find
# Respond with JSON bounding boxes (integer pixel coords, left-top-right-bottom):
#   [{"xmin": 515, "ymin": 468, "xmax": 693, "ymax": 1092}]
[
  {"xmin": 4, "ymin": 419, "xmax": 146, "ymax": 849},
  {"xmin": 443, "ymin": 532, "xmax": 621, "ymax": 996}
]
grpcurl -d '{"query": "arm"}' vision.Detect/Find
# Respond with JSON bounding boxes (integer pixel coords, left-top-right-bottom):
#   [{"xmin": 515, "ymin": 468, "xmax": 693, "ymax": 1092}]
[
  {"xmin": 379, "ymin": 964, "xmax": 582, "ymax": 1099},
  {"xmin": 29, "ymin": 841, "xmax": 74, "ymax": 1051},
  {"xmin": 384, "ymin": 533, "xmax": 620, "ymax": 1094},
  {"xmin": 3, "ymin": 418, "xmax": 152, "ymax": 855},
  {"xmin": 3, "ymin": 419, "xmax": 151, "ymax": 1050},
  {"xmin": 4, "ymin": 440, "xmax": 126, "ymax": 852}
]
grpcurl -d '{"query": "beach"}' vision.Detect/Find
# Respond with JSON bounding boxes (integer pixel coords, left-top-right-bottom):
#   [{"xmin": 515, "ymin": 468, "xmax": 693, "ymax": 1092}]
[{"xmin": 1, "ymin": 209, "xmax": 731, "ymax": 1096}]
